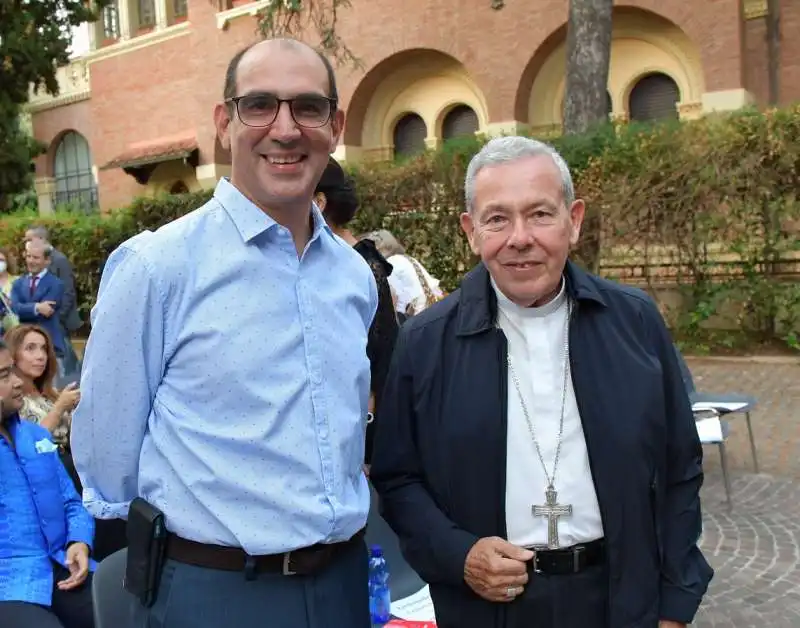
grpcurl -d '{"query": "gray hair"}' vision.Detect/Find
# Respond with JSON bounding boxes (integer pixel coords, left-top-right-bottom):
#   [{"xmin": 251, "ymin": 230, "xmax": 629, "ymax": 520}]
[
  {"xmin": 464, "ymin": 136, "xmax": 575, "ymax": 214},
  {"xmin": 362, "ymin": 229, "xmax": 406, "ymax": 258},
  {"xmin": 27, "ymin": 225, "xmax": 50, "ymax": 240}
]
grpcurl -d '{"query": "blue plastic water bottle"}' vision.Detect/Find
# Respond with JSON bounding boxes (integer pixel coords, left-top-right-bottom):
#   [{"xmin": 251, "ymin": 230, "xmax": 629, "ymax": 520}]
[{"xmin": 368, "ymin": 544, "xmax": 391, "ymax": 625}]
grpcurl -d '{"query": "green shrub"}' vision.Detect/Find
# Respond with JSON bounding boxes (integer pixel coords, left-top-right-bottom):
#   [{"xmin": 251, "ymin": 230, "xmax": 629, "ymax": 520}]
[{"xmin": 4, "ymin": 106, "xmax": 798, "ymax": 351}]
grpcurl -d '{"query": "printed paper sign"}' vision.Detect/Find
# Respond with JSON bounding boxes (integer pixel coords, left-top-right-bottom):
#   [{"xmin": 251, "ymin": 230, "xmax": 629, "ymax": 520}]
[{"xmin": 390, "ymin": 585, "xmax": 436, "ymax": 622}]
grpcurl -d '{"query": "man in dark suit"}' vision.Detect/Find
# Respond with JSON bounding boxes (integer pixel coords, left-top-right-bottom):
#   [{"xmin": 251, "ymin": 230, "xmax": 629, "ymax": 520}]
[
  {"xmin": 11, "ymin": 241, "xmax": 66, "ymax": 362},
  {"xmin": 25, "ymin": 226, "xmax": 82, "ymax": 374}
]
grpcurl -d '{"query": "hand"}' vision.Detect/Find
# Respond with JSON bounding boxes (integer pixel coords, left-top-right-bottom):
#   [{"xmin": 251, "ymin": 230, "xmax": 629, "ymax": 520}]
[
  {"xmin": 362, "ymin": 464, "xmax": 371, "ymax": 477},
  {"xmin": 659, "ymin": 622, "xmax": 686, "ymax": 628},
  {"xmin": 56, "ymin": 382, "xmax": 81, "ymax": 412},
  {"xmin": 36, "ymin": 301, "xmax": 57, "ymax": 318},
  {"xmin": 464, "ymin": 537, "xmax": 533, "ymax": 603},
  {"xmin": 58, "ymin": 542, "xmax": 90, "ymax": 591}
]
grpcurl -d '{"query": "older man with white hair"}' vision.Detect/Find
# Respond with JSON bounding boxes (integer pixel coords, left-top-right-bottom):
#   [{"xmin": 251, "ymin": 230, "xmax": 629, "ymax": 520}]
[{"xmin": 371, "ymin": 136, "xmax": 713, "ymax": 628}]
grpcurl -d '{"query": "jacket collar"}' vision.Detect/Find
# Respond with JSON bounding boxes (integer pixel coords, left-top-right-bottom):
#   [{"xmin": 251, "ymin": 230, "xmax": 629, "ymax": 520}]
[{"xmin": 455, "ymin": 259, "xmax": 607, "ymax": 336}]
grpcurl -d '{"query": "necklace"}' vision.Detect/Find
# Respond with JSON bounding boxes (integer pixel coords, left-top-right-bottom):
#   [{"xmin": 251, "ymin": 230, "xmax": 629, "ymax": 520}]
[{"xmin": 505, "ymin": 297, "xmax": 573, "ymax": 549}]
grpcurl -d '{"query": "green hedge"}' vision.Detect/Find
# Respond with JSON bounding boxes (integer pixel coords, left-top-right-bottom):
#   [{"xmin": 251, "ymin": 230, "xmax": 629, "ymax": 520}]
[{"xmin": 1, "ymin": 105, "xmax": 798, "ymax": 350}]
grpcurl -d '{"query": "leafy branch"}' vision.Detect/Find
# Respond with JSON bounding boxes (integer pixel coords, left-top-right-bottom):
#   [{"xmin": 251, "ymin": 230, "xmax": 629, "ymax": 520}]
[{"xmin": 256, "ymin": 0, "xmax": 363, "ymax": 70}]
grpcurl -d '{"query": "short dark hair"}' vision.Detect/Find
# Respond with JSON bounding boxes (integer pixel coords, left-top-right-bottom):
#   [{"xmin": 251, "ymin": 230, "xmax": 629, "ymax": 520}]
[
  {"xmin": 223, "ymin": 40, "xmax": 339, "ymax": 106},
  {"xmin": 315, "ymin": 158, "xmax": 358, "ymax": 227}
]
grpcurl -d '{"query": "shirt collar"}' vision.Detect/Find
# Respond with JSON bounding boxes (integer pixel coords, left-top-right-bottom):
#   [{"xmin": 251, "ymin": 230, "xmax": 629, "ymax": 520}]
[
  {"xmin": 31, "ymin": 269, "xmax": 47, "ymax": 280},
  {"xmin": 215, "ymin": 177, "xmax": 331, "ymax": 244}
]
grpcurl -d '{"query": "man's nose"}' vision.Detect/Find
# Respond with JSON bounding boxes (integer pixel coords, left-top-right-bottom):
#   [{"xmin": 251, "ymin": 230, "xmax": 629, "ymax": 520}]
[
  {"xmin": 269, "ymin": 102, "xmax": 302, "ymax": 140},
  {"xmin": 507, "ymin": 218, "xmax": 535, "ymax": 249}
]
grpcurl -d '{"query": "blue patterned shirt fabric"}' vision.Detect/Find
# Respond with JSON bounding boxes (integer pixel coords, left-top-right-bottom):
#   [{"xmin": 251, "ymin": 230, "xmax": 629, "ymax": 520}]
[
  {"xmin": 71, "ymin": 178, "xmax": 378, "ymax": 555},
  {"xmin": 0, "ymin": 416, "xmax": 95, "ymax": 606}
]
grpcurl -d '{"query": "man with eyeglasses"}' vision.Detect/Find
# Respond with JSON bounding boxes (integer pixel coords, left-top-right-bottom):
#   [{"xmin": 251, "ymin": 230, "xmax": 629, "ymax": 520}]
[{"xmin": 71, "ymin": 38, "xmax": 377, "ymax": 628}]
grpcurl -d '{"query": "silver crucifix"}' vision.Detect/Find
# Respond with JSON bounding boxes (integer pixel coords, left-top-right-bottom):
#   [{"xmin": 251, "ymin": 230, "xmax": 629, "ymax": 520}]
[{"xmin": 532, "ymin": 486, "xmax": 572, "ymax": 549}]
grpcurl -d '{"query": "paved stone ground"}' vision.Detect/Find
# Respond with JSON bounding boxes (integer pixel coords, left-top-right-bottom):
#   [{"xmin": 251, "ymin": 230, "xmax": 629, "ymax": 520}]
[{"xmin": 685, "ymin": 357, "xmax": 800, "ymax": 627}]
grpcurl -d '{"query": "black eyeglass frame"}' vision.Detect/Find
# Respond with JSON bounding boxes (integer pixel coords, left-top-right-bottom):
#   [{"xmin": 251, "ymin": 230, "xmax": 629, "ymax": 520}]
[{"xmin": 225, "ymin": 94, "xmax": 339, "ymax": 129}]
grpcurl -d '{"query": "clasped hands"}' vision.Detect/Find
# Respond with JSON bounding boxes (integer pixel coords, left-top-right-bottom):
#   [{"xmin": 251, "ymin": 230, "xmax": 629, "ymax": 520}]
[
  {"xmin": 34, "ymin": 300, "xmax": 57, "ymax": 318},
  {"xmin": 463, "ymin": 537, "xmax": 686, "ymax": 628}
]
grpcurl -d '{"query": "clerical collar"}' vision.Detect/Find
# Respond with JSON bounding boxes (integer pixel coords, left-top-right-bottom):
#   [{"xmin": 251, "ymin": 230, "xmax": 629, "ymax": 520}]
[{"xmin": 491, "ymin": 276, "xmax": 567, "ymax": 319}]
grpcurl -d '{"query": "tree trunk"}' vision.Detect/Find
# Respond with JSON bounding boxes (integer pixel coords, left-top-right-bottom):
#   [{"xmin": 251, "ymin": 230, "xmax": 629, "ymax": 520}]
[
  {"xmin": 766, "ymin": 0, "xmax": 781, "ymax": 105},
  {"xmin": 563, "ymin": 0, "xmax": 614, "ymax": 135}
]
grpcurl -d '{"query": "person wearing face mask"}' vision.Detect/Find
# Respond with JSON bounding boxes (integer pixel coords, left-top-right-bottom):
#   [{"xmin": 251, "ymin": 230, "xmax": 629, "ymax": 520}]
[
  {"xmin": 371, "ymin": 136, "xmax": 712, "ymax": 628},
  {"xmin": 72, "ymin": 38, "xmax": 377, "ymax": 628},
  {"xmin": 0, "ymin": 247, "xmax": 18, "ymax": 297},
  {"xmin": 0, "ymin": 247, "xmax": 20, "ymax": 335}
]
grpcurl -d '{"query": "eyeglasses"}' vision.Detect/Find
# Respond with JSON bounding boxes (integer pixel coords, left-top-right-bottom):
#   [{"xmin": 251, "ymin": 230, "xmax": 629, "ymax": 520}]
[{"xmin": 226, "ymin": 93, "xmax": 337, "ymax": 129}]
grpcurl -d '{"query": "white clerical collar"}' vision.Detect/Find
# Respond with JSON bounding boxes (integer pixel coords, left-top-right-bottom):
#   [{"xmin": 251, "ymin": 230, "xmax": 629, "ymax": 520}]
[{"xmin": 491, "ymin": 275, "xmax": 567, "ymax": 319}]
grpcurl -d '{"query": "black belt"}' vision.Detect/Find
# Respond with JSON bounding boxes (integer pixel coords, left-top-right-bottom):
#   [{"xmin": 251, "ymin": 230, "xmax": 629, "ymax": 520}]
[
  {"xmin": 166, "ymin": 528, "xmax": 365, "ymax": 579},
  {"xmin": 528, "ymin": 538, "xmax": 605, "ymax": 575}
]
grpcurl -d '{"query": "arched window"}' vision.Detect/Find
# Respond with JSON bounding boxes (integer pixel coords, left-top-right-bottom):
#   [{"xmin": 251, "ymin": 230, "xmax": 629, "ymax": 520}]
[
  {"xmin": 53, "ymin": 131, "xmax": 97, "ymax": 212},
  {"xmin": 170, "ymin": 181, "xmax": 189, "ymax": 194},
  {"xmin": 629, "ymin": 73, "xmax": 680, "ymax": 122},
  {"xmin": 442, "ymin": 104, "xmax": 479, "ymax": 140},
  {"xmin": 393, "ymin": 113, "xmax": 427, "ymax": 159}
]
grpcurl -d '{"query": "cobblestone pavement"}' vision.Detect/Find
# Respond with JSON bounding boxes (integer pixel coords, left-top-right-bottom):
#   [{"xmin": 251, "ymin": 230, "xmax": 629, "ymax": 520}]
[{"xmin": 685, "ymin": 357, "xmax": 800, "ymax": 627}]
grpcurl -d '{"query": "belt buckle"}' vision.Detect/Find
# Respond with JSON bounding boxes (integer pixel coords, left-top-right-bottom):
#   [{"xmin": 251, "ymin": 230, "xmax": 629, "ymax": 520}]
[
  {"xmin": 282, "ymin": 552, "xmax": 297, "ymax": 576},
  {"xmin": 572, "ymin": 545, "xmax": 585, "ymax": 573},
  {"xmin": 531, "ymin": 547, "xmax": 542, "ymax": 574}
]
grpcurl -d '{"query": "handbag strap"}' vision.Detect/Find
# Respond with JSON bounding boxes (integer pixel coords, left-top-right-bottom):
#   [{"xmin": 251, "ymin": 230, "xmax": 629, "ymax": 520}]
[{"xmin": 405, "ymin": 255, "xmax": 437, "ymax": 310}]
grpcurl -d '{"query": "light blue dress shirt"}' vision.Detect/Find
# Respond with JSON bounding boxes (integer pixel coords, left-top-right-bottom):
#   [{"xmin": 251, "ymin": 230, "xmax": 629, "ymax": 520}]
[{"xmin": 71, "ymin": 178, "xmax": 377, "ymax": 555}]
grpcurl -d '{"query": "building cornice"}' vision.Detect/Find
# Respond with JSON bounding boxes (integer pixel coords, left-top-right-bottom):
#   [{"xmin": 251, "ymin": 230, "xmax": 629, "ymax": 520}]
[
  {"xmin": 84, "ymin": 21, "xmax": 192, "ymax": 64},
  {"xmin": 216, "ymin": 1, "xmax": 270, "ymax": 30}
]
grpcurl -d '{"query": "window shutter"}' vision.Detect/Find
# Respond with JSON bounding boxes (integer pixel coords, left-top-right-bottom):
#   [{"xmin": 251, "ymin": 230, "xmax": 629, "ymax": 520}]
[
  {"xmin": 442, "ymin": 105, "xmax": 479, "ymax": 140},
  {"xmin": 394, "ymin": 114, "xmax": 427, "ymax": 158},
  {"xmin": 629, "ymin": 74, "xmax": 680, "ymax": 122}
]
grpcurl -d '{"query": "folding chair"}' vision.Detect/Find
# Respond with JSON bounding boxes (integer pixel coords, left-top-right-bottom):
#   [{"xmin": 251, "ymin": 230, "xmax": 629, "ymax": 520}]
[
  {"xmin": 674, "ymin": 345, "xmax": 759, "ymax": 472},
  {"xmin": 694, "ymin": 408, "xmax": 733, "ymax": 508}
]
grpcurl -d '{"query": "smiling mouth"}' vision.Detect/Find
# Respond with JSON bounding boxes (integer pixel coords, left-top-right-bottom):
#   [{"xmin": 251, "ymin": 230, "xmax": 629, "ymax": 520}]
[
  {"xmin": 506, "ymin": 262, "xmax": 540, "ymax": 269},
  {"xmin": 262, "ymin": 154, "xmax": 307, "ymax": 166}
]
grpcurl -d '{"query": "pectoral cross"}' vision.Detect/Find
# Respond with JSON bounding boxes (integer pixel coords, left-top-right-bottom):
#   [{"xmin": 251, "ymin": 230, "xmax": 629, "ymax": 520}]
[{"xmin": 532, "ymin": 486, "xmax": 572, "ymax": 549}]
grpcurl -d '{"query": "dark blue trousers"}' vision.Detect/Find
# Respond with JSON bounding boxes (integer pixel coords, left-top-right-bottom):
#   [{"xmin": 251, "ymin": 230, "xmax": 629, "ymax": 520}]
[{"xmin": 131, "ymin": 539, "xmax": 371, "ymax": 628}]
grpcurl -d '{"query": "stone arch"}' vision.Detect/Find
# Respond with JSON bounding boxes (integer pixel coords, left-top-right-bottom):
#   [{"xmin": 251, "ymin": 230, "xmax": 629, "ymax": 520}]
[
  {"xmin": 344, "ymin": 48, "xmax": 488, "ymax": 156},
  {"xmin": 515, "ymin": 6, "xmax": 704, "ymax": 130}
]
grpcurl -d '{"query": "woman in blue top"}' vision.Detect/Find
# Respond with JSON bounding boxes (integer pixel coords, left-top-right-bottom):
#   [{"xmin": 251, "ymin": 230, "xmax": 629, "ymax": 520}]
[{"xmin": 0, "ymin": 338, "xmax": 96, "ymax": 628}]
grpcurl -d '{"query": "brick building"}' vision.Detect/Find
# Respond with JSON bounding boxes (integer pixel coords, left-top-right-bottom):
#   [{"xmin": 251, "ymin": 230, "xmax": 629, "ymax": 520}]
[{"xmin": 26, "ymin": 0, "xmax": 799, "ymax": 212}]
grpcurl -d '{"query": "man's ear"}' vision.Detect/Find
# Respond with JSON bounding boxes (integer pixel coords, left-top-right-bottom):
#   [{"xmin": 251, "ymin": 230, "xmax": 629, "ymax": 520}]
[
  {"xmin": 459, "ymin": 212, "xmax": 480, "ymax": 256},
  {"xmin": 213, "ymin": 103, "xmax": 233, "ymax": 151},
  {"xmin": 568, "ymin": 199, "xmax": 586, "ymax": 246}
]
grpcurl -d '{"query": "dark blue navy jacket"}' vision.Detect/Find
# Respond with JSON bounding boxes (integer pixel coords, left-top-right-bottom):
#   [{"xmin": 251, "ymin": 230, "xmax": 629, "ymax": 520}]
[
  {"xmin": 371, "ymin": 261, "xmax": 713, "ymax": 628},
  {"xmin": 10, "ymin": 271, "xmax": 66, "ymax": 356}
]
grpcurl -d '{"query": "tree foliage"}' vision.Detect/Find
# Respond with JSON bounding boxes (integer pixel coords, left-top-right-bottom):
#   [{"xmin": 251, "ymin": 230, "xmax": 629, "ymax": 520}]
[
  {"xmin": 256, "ymin": 0, "xmax": 361, "ymax": 69},
  {"xmin": 0, "ymin": 0, "xmax": 107, "ymax": 207}
]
